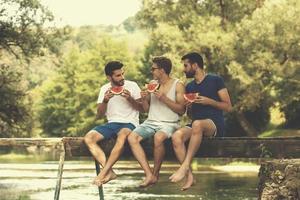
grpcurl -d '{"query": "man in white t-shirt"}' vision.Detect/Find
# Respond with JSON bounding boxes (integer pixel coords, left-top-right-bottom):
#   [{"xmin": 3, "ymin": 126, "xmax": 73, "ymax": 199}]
[{"xmin": 84, "ymin": 61, "xmax": 142, "ymax": 186}]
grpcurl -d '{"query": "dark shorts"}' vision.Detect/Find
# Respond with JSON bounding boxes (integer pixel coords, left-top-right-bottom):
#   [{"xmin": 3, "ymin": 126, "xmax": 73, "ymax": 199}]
[{"xmin": 92, "ymin": 122, "xmax": 135, "ymax": 139}]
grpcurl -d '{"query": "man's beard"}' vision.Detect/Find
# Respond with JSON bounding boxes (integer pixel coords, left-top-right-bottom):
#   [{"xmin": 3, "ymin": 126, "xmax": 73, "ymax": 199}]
[
  {"xmin": 112, "ymin": 79, "xmax": 124, "ymax": 86},
  {"xmin": 185, "ymin": 70, "xmax": 195, "ymax": 78}
]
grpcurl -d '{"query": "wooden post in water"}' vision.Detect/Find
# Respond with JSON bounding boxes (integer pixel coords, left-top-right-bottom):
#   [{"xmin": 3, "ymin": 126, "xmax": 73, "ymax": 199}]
[
  {"xmin": 95, "ymin": 160, "xmax": 105, "ymax": 200},
  {"xmin": 54, "ymin": 142, "xmax": 65, "ymax": 200}
]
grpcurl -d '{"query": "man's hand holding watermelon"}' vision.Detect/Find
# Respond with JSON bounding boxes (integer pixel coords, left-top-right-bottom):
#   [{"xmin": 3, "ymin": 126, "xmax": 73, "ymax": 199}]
[
  {"xmin": 183, "ymin": 93, "xmax": 199, "ymax": 103},
  {"xmin": 153, "ymin": 89, "xmax": 166, "ymax": 101},
  {"xmin": 103, "ymin": 90, "xmax": 114, "ymax": 103},
  {"xmin": 145, "ymin": 80, "xmax": 160, "ymax": 93},
  {"xmin": 140, "ymin": 90, "xmax": 149, "ymax": 100},
  {"xmin": 103, "ymin": 86, "xmax": 123, "ymax": 103},
  {"xmin": 140, "ymin": 80, "xmax": 160, "ymax": 101},
  {"xmin": 120, "ymin": 89, "xmax": 137, "ymax": 104},
  {"xmin": 184, "ymin": 93, "xmax": 214, "ymax": 106},
  {"xmin": 193, "ymin": 95, "xmax": 214, "ymax": 105}
]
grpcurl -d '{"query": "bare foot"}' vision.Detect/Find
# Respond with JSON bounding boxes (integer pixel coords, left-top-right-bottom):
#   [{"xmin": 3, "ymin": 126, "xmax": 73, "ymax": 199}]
[
  {"xmin": 101, "ymin": 171, "xmax": 117, "ymax": 185},
  {"xmin": 181, "ymin": 170, "xmax": 194, "ymax": 191},
  {"xmin": 169, "ymin": 165, "xmax": 189, "ymax": 182},
  {"xmin": 139, "ymin": 175, "xmax": 157, "ymax": 188},
  {"xmin": 93, "ymin": 170, "xmax": 117, "ymax": 187}
]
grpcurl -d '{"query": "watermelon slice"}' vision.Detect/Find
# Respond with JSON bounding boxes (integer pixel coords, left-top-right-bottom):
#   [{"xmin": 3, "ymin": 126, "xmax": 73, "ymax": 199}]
[
  {"xmin": 146, "ymin": 81, "xmax": 160, "ymax": 93},
  {"xmin": 110, "ymin": 86, "xmax": 124, "ymax": 95},
  {"xmin": 183, "ymin": 93, "xmax": 199, "ymax": 102}
]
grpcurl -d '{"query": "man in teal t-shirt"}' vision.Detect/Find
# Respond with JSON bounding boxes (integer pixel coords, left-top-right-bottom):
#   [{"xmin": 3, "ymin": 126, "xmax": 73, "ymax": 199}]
[{"xmin": 170, "ymin": 52, "xmax": 232, "ymax": 190}]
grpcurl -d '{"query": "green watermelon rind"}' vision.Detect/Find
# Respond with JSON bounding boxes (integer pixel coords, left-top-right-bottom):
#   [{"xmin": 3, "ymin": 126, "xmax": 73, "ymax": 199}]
[
  {"xmin": 183, "ymin": 93, "xmax": 198, "ymax": 102},
  {"xmin": 147, "ymin": 83, "xmax": 160, "ymax": 92},
  {"xmin": 110, "ymin": 86, "xmax": 124, "ymax": 95}
]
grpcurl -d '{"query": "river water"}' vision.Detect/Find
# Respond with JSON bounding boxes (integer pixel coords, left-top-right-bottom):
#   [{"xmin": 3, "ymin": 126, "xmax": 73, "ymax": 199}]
[{"xmin": 0, "ymin": 160, "xmax": 259, "ymax": 200}]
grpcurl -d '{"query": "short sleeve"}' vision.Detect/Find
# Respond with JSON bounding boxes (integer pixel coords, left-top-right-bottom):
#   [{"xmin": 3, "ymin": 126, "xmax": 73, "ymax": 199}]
[
  {"xmin": 185, "ymin": 82, "xmax": 192, "ymax": 93},
  {"xmin": 97, "ymin": 86, "xmax": 106, "ymax": 103},
  {"xmin": 215, "ymin": 76, "xmax": 226, "ymax": 91},
  {"xmin": 131, "ymin": 82, "xmax": 141, "ymax": 99}
]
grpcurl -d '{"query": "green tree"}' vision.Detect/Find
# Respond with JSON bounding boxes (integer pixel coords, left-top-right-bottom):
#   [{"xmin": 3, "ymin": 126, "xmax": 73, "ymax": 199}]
[
  {"xmin": 136, "ymin": 0, "xmax": 259, "ymax": 30},
  {"xmin": 229, "ymin": 0, "xmax": 300, "ymax": 131},
  {"xmin": 37, "ymin": 35, "xmax": 140, "ymax": 136},
  {"xmin": 136, "ymin": 0, "xmax": 300, "ymax": 136},
  {"xmin": 0, "ymin": 0, "xmax": 58, "ymax": 137},
  {"xmin": 0, "ymin": 64, "xmax": 28, "ymax": 136}
]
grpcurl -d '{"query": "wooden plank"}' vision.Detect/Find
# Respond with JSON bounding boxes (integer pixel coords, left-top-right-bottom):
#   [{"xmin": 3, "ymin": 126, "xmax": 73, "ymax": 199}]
[
  {"xmin": 62, "ymin": 137, "xmax": 300, "ymax": 159},
  {"xmin": 54, "ymin": 144, "xmax": 65, "ymax": 200},
  {"xmin": 95, "ymin": 160, "xmax": 105, "ymax": 200},
  {"xmin": 1, "ymin": 137, "xmax": 299, "ymax": 158}
]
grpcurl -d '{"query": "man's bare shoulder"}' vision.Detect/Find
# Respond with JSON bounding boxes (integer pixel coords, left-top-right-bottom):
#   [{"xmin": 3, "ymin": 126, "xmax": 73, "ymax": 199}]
[{"xmin": 175, "ymin": 80, "xmax": 185, "ymax": 89}]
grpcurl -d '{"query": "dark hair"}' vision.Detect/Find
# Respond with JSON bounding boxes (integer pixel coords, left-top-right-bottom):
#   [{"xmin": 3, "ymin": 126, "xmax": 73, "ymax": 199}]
[
  {"xmin": 152, "ymin": 56, "xmax": 172, "ymax": 75},
  {"xmin": 181, "ymin": 52, "xmax": 204, "ymax": 69},
  {"xmin": 104, "ymin": 61, "xmax": 123, "ymax": 76}
]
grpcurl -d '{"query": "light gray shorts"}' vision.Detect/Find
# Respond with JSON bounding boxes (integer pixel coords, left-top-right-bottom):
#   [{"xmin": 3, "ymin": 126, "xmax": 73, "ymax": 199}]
[{"xmin": 133, "ymin": 120, "xmax": 179, "ymax": 139}]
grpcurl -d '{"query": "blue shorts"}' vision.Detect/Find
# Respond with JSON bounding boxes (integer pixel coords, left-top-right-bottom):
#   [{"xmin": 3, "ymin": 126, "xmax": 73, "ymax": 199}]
[
  {"xmin": 133, "ymin": 120, "xmax": 179, "ymax": 139},
  {"xmin": 92, "ymin": 122, "xmax": 135, "ymax": 139}
]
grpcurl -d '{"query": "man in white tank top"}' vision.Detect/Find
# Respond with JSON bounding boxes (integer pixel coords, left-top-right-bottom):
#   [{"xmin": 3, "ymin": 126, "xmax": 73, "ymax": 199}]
[
  {"xmin": 84, "ymin": 61, "xmax": 143, "ymax": 187},
  {"xmin": 128, "ymin": 56, "xmax": 186, "ymax": 187}
]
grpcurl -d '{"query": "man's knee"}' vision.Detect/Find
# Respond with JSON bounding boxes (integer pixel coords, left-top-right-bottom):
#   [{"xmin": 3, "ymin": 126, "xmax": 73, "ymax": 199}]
[
  {"xmin": 154, "ymin": 133, "xmax": 167, "ymax": 146},
  {"xmin": 128, "ymin": 133, "xmax": 140, "ymax": 145},
  {"xmin": 191, "ymin": 120, "xmax": 205, "ymax": 133},
  {"xmin": 172, "ymin": 132, "xmax": 183, "ymax": 147},
  {"xmin": 116, "ymin": 131, "xmax": 130, "ymax": 146},
  {"xmin": 118, "ymin": 128, "xmax": 131, "ymax": 139},
  {"xmin": 84, "ymin": 131, "xmax": 100, "ymax": 145}
]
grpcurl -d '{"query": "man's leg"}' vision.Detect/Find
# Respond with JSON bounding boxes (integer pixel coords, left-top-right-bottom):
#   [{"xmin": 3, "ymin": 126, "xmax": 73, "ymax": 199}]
[
  {"xmin": 171, "ymin": 127, "xmax": 193, "ymax": 190},
  {"xmin": 128, "ymin": 132, "xmax": 157, "ymax": 187},
  {"xmin": 84, "ymin": 130, "xmax": 115, "ymax": 184},
  {"xmin": 170, "ymin": 119, "xmax": 216, "ymax": 182},
  {"xmin": 94, "ymin": 128, "xmax": 131, "ymax": 186},
  {"xmin": 152, "ymin": 131, "xmax": 168, "ymax": 180}
]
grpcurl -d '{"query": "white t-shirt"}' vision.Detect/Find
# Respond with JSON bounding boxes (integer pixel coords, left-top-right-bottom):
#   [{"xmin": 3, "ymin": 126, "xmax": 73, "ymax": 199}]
[{"xmin": 97, "ymin": 80, "xmax": 141, "ymax": 127}]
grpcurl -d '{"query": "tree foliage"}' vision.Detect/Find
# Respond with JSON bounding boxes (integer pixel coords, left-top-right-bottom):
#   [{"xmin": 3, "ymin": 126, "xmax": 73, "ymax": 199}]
[
  {"xmin": 0, "ymin": 0, "xmax": 57, "ymax": 58},
  {"xmin": 0, "ymin": 0, "xmax": 63, "ymax": 137},
  {"xmin": 0, "ymin": 63, "xmax": 28, "ymax": 136},
  {"xmin": 37, "ymin": 33, "xmax": 141, "ymax": 136},
  {"xmin": 136, "ymin": 0, "xmax": 300, "ymax": 135}
]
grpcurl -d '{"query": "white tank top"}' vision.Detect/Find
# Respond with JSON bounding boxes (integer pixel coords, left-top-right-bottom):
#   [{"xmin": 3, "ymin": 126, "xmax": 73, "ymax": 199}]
[{"xmin": 148, "ymin": 79, "xmax": 180, "ymax": 123}]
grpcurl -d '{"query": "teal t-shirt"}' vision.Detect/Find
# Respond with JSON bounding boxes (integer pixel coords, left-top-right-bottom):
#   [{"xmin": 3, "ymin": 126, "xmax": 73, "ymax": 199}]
[{"xmin": 186, "ymin": 74, "xmax": 226, "ymax": 137}]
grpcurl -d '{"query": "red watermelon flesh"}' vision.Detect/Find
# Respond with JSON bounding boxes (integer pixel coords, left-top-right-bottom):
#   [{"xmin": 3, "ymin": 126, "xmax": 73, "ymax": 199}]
[
  {"xmin": 110, "ymin": 86, "xmax": 124, "ymax": 95},
  {"xmin": 184, "ymin": 93, "xmax": 198, "ymax": 102},
  {"xmin": 146, "ymin": 82, "xmax": 160, "ymax": 92}
]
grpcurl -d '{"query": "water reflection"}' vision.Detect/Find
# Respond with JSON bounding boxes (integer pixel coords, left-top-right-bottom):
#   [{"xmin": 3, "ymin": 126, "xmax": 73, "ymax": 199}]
[{"xmin": 0, "ymin": 161, "xmax": 258, "ymax": 200}]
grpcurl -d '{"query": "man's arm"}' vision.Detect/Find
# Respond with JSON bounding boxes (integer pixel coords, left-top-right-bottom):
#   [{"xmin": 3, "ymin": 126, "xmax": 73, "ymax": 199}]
[
  {"xmin": 156, "ymin": 81, "xmax": 186, "ymax": 115},
  {"xmin": 97, "ymin": 102, "xmax": 108, "ymax": 118},
  {"xmin": 121, "ymin": 89, "xmax": 144, "ymax": 112},
  {"xmin": 139, "ymin": 91, "xmax": 150, "ymax": 113},
  {"xmin": 96, "ymin": 90, "xmax": 113, "ymax": 118},
  {"xmin": 215, "ymin": 88, "xmax": 232, "ymax": 112},
  {"xmin": 195, "ymin": 88, "xmax": 232, "ymax": 112}
]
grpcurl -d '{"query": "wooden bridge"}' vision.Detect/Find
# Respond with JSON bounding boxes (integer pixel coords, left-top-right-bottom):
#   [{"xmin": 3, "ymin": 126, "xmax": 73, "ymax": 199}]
[{"xmin": 0, "ymin": 136, "xmax": 300, "ymax": 200}]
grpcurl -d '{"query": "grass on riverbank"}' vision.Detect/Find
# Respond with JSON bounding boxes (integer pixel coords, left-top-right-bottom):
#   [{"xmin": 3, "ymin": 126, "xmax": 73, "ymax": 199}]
[
  {"xmin": 0, "ymin": 188, "xmax": 30, "ymax": 200},
  {"xmin": 0, "ymin": 153, "xmax": 50, "ymax": 163},
  {"xmin": 259, "ymin": 128, "xmax": 300, "ymax": 137}
]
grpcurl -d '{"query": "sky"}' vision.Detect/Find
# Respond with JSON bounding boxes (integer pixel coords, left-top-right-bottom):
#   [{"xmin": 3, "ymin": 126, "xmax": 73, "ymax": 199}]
[{"xmin": 40, "ymin": 0, "xmax": 141, "ymax": 27}]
